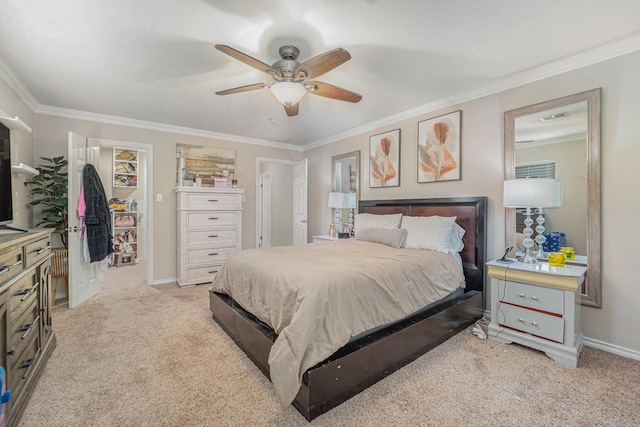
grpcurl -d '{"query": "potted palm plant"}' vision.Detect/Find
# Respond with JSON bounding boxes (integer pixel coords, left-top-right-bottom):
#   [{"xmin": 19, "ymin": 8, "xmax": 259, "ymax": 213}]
[{"xmin": 25, "ymin": 156, "xmax": 69, "ymax": 248}]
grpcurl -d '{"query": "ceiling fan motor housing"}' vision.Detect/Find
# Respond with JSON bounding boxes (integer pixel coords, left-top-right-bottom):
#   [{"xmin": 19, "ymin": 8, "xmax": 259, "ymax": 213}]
[{"xmin": 272, "ymin": 45, "xmax": 303, "ymax": 81}]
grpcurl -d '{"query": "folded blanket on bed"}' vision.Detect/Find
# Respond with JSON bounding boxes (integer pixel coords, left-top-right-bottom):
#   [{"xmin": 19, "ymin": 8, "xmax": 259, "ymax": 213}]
[{"xmin": 210, "ymin": 239, "xmax": 464, "ymax": 406}]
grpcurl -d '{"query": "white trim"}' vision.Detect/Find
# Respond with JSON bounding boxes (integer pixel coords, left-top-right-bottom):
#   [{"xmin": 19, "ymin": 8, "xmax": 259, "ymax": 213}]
[
  {"xmin": 0, "ymin": 56, "xmax": 39, "ymax": 111},
  {"xmin": 151, "ymin": 277, "xmax": 178, "ymax": 286},
  {"xmin": 91, "ymin": 137, "xmax": 155, "ymax": 286},
  {"xmin": 583, "ymin": 337, "xmax": 640, "ymax": 361},
  {"xmin": 35, "ymin": 105, "xmax": 303, "ymax": 152}
]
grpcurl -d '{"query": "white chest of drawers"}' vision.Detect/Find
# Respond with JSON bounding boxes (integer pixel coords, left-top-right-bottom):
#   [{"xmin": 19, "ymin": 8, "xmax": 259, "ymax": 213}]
[
  {"xmin": 486, "ymin": 259, "xmax": 587, "ymax": 368},
  {"xmin": 176, "ymin": 187, "xmax": 243, "ymax": 287}
]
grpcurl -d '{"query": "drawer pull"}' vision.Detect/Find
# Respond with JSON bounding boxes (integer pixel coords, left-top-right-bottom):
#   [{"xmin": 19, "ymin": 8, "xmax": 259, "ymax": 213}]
[
  {"xmin": 518, "ymin": 318, "xmax": 525, "ymax": 323},
  {"xmin": 208, "ymin": 270, "xmax": 218, "ymax": 274},
  {"xmin": 208, "ymin": 217, "xmax": 219, "ymax": 220},
  {"xmin": 531, "ymin": 296, "xmax": 539, "ymax": 301},
  {"xmin": 7, "ymin": 346, "xmax": 16, "ymax": 356},
  {"xmin": 207, "ymin": 199, "xmax": 219, "ymax": 202},
  {"xmin": 208, "ymin": 235, "xmax": 219, "ymax": 238},
  {"xmin": 531, "ymin": 321, "xmax": 538, "ymax": 327},
  {"xmin": 21, "ymin": 358, "xmax": 35, "ymax": 380},
  {"xmin": 518, "ymin": 293, "xmax": 525, "ymax": 298},
  {"xmin": 20, "ymin": 316, "xmax": 40, "ymax": 340},
  {"xmin": 35, "ymin": 245, "xmax": 52, "ymax": 255},
  {"xmin": 208, "ymin": 253, "xmax": 219, "ymax": 256},
  {"xmin": 19, "ymin": 284, "xmax": 39, "ymax": 301},
  {"xmin": 0, "ymin": 259, "xmax": 23, "ymax": 276}
]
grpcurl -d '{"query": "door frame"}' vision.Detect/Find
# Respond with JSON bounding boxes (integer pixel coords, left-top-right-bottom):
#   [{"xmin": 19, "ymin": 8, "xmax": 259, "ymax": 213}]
[
  {"xmin": 255, "ymin": 157, "xmax": 299, "ymax": 248},
  {"xmin": 258, "ymin": 171, "xmax": 272, "ymax": 248},
  {"xmin": 93, "ymin": 138, "xmax": 154, "ymax": 285}
]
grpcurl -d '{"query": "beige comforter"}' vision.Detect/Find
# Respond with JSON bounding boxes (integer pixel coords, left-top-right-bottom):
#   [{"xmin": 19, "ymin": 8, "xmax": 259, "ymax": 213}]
[{"xmin": 210, "ymin": 239, "xmax": 465, "ymax": 406}]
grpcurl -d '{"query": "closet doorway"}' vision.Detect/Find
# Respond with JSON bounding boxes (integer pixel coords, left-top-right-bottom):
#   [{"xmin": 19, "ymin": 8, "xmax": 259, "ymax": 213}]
[{"xmin": 92, "ymin": 138, "xmax": 154, "ymax": 285}]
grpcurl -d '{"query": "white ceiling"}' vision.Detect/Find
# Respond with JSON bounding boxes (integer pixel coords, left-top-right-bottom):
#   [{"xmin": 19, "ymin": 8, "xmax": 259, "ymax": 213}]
[{"xmin": 0, "ymin": 0, "xmax": 639, "ymax": 148}]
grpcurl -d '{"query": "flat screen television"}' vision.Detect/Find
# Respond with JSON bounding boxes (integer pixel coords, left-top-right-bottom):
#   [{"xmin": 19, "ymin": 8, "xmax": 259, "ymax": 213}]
[{"xmin": 0, "ymin": 123, "xmax": 14, "ymax": 226}]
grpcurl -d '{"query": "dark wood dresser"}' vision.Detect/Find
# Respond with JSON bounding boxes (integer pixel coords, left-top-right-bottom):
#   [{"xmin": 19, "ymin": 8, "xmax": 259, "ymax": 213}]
[{"xmin": 0, "ymin": 229, "xmax": 56, "ymax": 427}]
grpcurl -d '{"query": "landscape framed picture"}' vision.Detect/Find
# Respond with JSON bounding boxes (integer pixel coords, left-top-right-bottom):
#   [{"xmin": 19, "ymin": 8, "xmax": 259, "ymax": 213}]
[
  {"xmin": 369, "ymin": 128, "xmax": 401, "ymax": 188},
  {"xmin": 417, "ymin": 110, "xmax": 461, "ymax": 183}
]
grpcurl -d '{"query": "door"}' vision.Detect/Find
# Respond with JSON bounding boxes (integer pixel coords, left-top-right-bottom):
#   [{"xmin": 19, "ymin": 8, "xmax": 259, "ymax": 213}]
[
  {"xmin": 293, "ymin": 158, "xmax": 308, "ymax": 245},
  {"xmin": 259, "ymin": 172, "xmax": 272, "ymax": 248},
  {"xmin": 68, "ymin": 132, "xmax": 101, "ymax": 308}
]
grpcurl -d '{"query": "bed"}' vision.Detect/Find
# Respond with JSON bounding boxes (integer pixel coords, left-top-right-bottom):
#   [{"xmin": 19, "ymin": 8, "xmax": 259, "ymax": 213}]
[{"xmin": 208, "ymin": 197, "xmax": 487, "ymax": 421}]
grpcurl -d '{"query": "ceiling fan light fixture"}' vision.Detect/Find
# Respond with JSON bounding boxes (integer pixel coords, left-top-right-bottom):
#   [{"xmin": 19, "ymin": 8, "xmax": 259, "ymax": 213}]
[{"xmin": 269, "ymin": 81, "xmax": 306, "ymax": 106}]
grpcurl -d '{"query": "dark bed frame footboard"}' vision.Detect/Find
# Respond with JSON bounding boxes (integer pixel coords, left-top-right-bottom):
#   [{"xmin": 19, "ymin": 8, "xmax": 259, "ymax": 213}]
[{"xmin": 208, "ymin": 197, "xmax": 487, "ymax": 421}]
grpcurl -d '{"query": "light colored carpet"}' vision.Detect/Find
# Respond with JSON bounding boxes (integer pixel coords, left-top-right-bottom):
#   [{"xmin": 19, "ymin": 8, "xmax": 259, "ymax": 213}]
[{"xmin": 18, "ymin": 263, "xmax": 640, "ymax": 426}]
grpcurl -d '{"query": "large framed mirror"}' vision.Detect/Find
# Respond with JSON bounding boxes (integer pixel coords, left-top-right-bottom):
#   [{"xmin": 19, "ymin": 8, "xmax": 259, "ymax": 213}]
[
  {"xmin": 331, "ymin": 151, "xmax": 360, "ymax": 234},
  {"xmin": 505, "ymin": 88, "xmax": 601, "ymax": 307}
]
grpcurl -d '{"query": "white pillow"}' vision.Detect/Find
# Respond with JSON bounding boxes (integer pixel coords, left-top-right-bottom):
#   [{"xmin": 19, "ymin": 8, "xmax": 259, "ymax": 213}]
[
  {"xmin": 449, "ymin": 222, "xmax": 466, "ymax": 253},
  {"xmin": 355, "ymin": 227, "xmax": 408, "ymax": 249},
  {"xmin": 401, "ymin": 215, "xmax": 458, "ymax": 252},
  {"xmin": 353, "ymin": 213, "xmax": 402, "ymax": 236}
]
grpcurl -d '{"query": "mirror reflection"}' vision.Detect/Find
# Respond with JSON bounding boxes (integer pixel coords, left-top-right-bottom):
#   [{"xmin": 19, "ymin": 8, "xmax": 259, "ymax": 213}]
[
  {"xmin": 514, "ymin": 101, "xmax": 587, "ymax": 257},
  {"xmin": 331, "ymin": 151, "xmax": 360, "ymax": 236},
  {"xmin": 505, "ymin": 89, "xmax": 601, "ymax": 307}
]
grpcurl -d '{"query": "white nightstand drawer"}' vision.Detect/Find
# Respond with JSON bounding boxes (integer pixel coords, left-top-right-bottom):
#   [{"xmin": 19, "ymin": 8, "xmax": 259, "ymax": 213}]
[
  {"xmin": 187, "ymin": 246, "xmax": 237, "ymax": 264},
  {"xmin": 186, "ymin": 193, "xmax": 239, "ymax": 210},
  {"xmin": 187, "ymin": 211, "xmax": 240, "ymax": 228},
  {"xmin": 187, "ymin": 229, "xmax": 239, "ymax": 246},
  {"xmin": 498, "ymin": 280, "xmax": 564, "ymax": 315},
  {"xmin": 497, "ymin": 303, "xmax": 564, "ymax": 342}
]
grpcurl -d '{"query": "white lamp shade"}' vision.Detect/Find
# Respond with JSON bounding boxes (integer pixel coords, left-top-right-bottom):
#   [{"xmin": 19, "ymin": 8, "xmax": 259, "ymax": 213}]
[
  {"xmin": 503, "ymin": 178, "xmax": 556, "ymax": 208},
  {"xmin": 343, "ymin": 193, "xmax": 356, "ymax": 209},
  {"xmin": 552, "ymin": 181, "xmax": 563, "ymax": 208},
  {"xmin": 328, "ymin": 192, "xmax": 345, "ymax": 209},
  {"xmin": 269, "ymin": 82, "xmax": 307, "ymax": 105}
]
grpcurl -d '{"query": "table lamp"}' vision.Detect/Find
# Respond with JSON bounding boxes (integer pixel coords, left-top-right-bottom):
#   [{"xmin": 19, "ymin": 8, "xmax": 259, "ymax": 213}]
[{"xmin": 503, "ymin": 178, "xmax": 556, "ymax": 263}]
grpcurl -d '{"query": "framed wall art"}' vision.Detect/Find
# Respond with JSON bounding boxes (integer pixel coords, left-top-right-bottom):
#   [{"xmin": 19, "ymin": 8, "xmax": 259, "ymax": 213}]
[
  {"xmin": 369, "ymin": 128, "xmax": 400, "ymax": 188},
  {"xmin": 417, "ymin": 110, "xmax": 461, "ymax": 183}
]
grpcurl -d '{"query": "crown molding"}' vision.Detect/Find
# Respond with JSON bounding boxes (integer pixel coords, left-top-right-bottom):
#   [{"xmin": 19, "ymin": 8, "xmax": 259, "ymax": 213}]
[
  {"xmin": 34, "ymin": 104, "xmax": 303, "ymax": 152},
  {"xmin": 0, "ymin": 56, "xmax": 39, "ymax": 111},
  {"xmin": 302, "ymin": 32, "xmax": 640, "ymax": 150}
]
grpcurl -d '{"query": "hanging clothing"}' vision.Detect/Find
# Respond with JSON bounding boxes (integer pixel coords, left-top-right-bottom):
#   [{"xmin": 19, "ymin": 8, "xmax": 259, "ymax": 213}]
[{"xmin": 82, "ymin": 164, "xmax": 114, "ymax": 263}]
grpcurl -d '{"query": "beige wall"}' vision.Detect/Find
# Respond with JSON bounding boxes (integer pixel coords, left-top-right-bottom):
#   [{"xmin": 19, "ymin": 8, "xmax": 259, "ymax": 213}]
[
  {"xmin": 31, "ymin": 114, "xmax": 302, "ymax": 282},
  {"xmin": 304, "ymin": 51, "xmax": 640, "ymax": 353}
]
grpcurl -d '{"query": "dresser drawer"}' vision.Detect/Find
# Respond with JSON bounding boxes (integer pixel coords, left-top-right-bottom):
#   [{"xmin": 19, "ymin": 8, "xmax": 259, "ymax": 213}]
[
  {"xmin": 497, "ymin": 303, "xmax": 564, "ymax": 342},
  {"xmin": 7, "ymin": 299, "xmax": 40, "ymax": 364},
  {"xmin": 185, "ymin": 193, "xmax": 240, "ymax": 210},
  {"xmin": 0, "ymin": 246, "xmax": 24, "ymax": 283},
  {"xmin": 9, "ymin": 269, "xmax": 39, "ymax": 321},
  {"xmin": 187, "ymin": 229, "xmax": 239, "ymax": 246},
  {"xmin": 9, "ymin": 332, "xmax": 41, "ymax": 398},
  {"xmin": 187, "ymin": 264, "xmax": 222, "ymax": 284},
  {"xmin": 24, "ymin": 235, "xmax": 51, "ymax": 268},
  {"xmin": 187, "ymin": 246, "xmax": 237, "ymax": 264},
  {"xmin": 498, "ymin": 280, "xmax": 564, "ymax": 315},
  {"xmin": 187, "ymin": 211, "xmax": 240, "ymax": 228}
]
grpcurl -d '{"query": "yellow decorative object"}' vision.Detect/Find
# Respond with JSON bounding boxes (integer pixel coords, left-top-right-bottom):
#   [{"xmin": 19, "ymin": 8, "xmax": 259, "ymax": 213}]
[
  {"xmin": 548, "ymin": 252, "xmax": 566, "ymax": 267},
  {"xmin": 560, "ymin": 247, "xmax": 575, "ymax": 260}
]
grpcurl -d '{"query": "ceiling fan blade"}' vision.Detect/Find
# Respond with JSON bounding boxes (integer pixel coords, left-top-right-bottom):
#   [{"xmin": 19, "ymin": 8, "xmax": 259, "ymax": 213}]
[
  {"xmin": 215, "ymin": 82, "xmax": 266, "ymax": 96},
  {"xmin": 295, "ymin": 48, "xmax": 351, "ymax": 79},
  {"xmin": 306, "ymin": 81, "xmax": 362, "ymax": 103},
  {"xmin": 284, "ymin": 102, "xmax": 299, "ymax": 117},
  {"xmin": 215, "ymin": 44, "xmax": 279, "ymax": 75}
]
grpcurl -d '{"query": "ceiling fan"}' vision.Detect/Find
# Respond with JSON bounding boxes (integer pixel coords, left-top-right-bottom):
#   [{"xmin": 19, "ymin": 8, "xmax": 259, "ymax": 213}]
[{"xmin": 214, "ymin": 44, "xmax": 362, "ymax": 117}]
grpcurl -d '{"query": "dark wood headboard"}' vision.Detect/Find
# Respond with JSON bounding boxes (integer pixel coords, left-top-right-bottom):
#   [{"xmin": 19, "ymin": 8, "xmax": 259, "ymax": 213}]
[{"xmin": 359, "ymin": 197, "xmax": 487, "ymax": 295}]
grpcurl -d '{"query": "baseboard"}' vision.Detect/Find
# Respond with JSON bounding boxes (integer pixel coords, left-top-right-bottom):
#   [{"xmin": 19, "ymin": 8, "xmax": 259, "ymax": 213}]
[
  {"xmin": 583, "ymin": 337, "xmax": 640, "ymax": 361},
  {"xmin": 152, "ymin": 277, "xmax": 178, "ymax": 285}
]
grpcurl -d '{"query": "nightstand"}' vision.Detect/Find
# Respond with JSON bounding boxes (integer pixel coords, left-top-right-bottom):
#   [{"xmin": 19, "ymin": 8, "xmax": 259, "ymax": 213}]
[{"xmin": 486, "ymin": 259, "xmax": 587, "ymax": 368}]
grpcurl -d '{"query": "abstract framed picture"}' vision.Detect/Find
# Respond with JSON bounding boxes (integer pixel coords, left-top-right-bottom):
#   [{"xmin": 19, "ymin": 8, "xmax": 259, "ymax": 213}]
[
  {"xmin": 369, "ymin": 128, "xmax": 401, "ymax": 188},
  {"xmin": 417, "ymin": 110, "xmax": 461, "ymax": 183}
]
